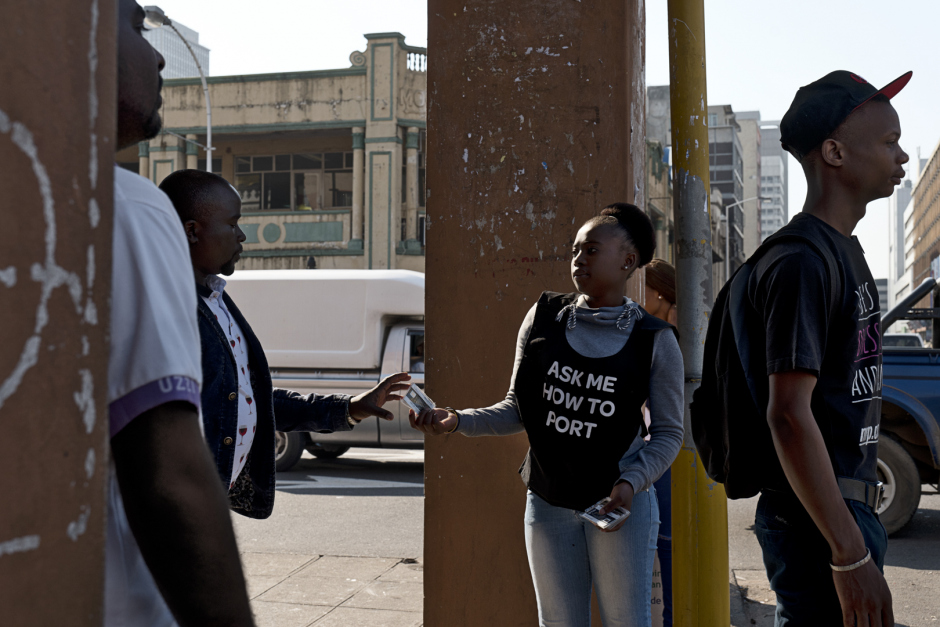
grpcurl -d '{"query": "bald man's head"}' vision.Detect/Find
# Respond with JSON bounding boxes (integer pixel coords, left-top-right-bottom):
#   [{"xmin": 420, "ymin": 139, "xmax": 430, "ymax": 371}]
[
  {"xmin": 160, "ymin": 169, "xmax": 239, "ymax": 223},
  {"xmin": 160, "ymin": 170, "xmax": 246, "ymax": 281}
]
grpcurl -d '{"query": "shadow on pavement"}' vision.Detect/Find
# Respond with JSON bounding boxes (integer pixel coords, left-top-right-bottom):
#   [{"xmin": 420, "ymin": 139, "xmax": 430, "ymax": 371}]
[
  {"xmin": 730, "ymin": 581, "xmax": 775, "ymax": 627},
  {"xmin": 884, "ymin": 504, "xmax": 940, "ymax": 571}
]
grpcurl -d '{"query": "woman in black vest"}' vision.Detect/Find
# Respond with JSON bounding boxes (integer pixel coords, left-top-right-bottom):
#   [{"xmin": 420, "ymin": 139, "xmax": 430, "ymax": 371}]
[{"xmin": 411, "ymin": 204, "xmax": 685, "ymax": 626}]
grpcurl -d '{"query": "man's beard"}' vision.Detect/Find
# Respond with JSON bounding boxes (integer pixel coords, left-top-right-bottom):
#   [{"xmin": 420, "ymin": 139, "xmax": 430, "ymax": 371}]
[
  {"xmin": 142, "ymin": 110, "xmax": 163, "ymax": 141},
  {"xmin": 220, "ymin": 259, "xmax": 237, "ymax": 276}
]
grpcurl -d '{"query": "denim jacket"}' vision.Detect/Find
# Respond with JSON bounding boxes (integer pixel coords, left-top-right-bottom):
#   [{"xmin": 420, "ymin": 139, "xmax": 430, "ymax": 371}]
[{"xmin": 196, "ymin": 282, "xmax": 352, "ymax": 519}]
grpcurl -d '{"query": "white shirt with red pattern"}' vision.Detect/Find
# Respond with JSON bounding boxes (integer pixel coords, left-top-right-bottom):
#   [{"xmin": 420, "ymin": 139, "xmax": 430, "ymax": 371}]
[{"xmin": 201, "ymin": 274, "xmax": 257, "ymax": 489}]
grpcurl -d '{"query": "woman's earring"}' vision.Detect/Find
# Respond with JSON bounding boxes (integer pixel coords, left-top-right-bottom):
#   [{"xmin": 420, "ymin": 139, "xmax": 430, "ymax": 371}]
[{"xmin": 658, "ymin": 295, "xmax": 663, "ymax": 300}]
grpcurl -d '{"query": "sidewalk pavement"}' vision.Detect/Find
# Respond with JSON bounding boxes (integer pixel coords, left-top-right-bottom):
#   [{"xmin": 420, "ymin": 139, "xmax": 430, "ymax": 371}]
[
  {"xmin": 241, "ymin": 552, "xmax": 423, "ymax": 627},
  {"xmin": 241, "ymin": 548, "xmax": 775, "ymax": 627}
]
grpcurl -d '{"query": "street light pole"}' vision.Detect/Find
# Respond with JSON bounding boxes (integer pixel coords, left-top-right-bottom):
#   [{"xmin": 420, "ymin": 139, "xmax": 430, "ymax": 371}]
[{"xmin": 143, "ymin": 6, "xmax": 213, "ymax": 172}]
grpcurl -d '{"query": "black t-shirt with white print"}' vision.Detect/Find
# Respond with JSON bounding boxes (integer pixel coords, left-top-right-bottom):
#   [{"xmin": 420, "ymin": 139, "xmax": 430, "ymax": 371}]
[{"xmin": 748, "ymin": 213, "xmax": 881, "ymax": 486}]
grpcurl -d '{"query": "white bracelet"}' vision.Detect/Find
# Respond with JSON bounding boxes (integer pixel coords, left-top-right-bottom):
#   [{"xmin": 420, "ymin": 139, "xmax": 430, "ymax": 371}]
[{"xmin": 830, "ymin": 548, "xmax": 871, "ymax": 572}]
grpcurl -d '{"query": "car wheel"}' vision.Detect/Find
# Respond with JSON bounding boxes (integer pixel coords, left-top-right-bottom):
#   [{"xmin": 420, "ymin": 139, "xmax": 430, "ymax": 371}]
[
  {"xmin": 274, "ymin": 431, "xmax": 304, "ymax": 472},
  {"xmin": 876, "ymin": 436, "xmax": 921, "ymax": 536},
  {"xmin": 305, "ymin": 442, "xmax": 350, "ymax": 459}
]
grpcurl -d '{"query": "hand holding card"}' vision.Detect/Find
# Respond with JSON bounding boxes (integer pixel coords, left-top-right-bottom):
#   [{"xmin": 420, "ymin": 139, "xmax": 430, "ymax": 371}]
[
  {"xmin": 401, "ymin": 383, "xmax": 435, "ymax": 414},
  {"xmin": 580, "ymin": 497, "xmax": 631, "ymax": 530}
]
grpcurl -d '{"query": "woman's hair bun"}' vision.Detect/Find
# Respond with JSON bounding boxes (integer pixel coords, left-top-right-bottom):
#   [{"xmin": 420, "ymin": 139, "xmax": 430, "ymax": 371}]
[{"xmin": 595, "ymin": 202, "xmax": 656, "ymax": 267}]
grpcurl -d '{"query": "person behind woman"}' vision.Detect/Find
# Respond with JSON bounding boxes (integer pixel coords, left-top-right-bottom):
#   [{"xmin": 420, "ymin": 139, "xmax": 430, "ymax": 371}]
[
  {"xmin": 411, "ymin": 204, "xmax": 685, "ymax": 627},
  {"xmin": 643, "ymin": 258, "xmax": 678, "ymax": 627},
  {"xmin": 645, "ymin": 258, "xmax": 677, "ymax": 326}
]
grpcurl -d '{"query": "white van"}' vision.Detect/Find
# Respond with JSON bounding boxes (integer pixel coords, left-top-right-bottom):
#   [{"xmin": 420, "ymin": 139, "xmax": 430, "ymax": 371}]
[{"xmin": 224, "ymin": 269, "xmax": 425, "ymax": 470}]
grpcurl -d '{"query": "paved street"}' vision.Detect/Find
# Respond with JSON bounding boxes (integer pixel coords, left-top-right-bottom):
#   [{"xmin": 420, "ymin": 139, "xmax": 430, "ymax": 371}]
[
  {"xmin": 233, "ymin": 448, "xmax": 939, "ymax": 627},
  {"xmin": 729, "ymin": 489, "xmax": 940, "ymax": 626},
  {"xmin": 232, "ymin": 448, "xmax": 425, "ymax": 627}
]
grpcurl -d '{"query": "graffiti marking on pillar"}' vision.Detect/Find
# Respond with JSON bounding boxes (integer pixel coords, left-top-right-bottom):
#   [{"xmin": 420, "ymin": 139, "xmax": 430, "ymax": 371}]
[
  {"xmin": 0, "ymin": 110, "xmax": 84, "ymax": 412},
  {"xmin": 0, "ymin": 535, "xmax": 40, "ymax": 558}
]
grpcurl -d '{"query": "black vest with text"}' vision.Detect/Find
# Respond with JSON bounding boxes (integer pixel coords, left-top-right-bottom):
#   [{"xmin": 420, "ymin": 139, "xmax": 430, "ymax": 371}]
[{"xmin": 515, "ymin": 291, "xmax": 673, "ymax": 511}]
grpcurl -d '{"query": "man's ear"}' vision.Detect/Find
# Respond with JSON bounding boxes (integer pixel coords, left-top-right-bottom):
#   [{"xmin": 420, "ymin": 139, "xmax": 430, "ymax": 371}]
[
  {"xmin": 820, "ymin": 138, "xmax": 845, "ymax": 168},
  {"xmin": 183, "ymin": 219, "xmax": 199, "ymax": 245}
]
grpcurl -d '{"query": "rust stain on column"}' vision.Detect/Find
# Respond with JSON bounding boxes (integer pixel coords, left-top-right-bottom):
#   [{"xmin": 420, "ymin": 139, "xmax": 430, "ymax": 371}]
[
  {"xmin": 425, "ymin": 1, "xmax": 646, "ymax": 624},
  {"xmin": 0, "ymin": 1, "xmax": 115, "ymax": 623}
]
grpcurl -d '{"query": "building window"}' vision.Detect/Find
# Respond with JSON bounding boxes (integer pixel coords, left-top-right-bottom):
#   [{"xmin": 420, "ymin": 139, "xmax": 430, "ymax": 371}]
[{"xmin": 235, "ymin": 152, "xmax": 353, "ymax": 212}]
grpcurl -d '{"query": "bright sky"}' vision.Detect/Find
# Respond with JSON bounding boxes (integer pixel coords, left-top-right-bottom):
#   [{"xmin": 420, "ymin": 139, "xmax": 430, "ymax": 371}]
[{"xmin": 152, "ymin": 0, "xmax": 940, "ymax": 279}]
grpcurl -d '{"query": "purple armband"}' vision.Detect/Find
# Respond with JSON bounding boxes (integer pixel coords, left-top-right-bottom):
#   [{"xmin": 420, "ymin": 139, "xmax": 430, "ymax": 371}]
[{"xmin": 109, "ymin": 376, "xmax": 201, "ymax": 438}]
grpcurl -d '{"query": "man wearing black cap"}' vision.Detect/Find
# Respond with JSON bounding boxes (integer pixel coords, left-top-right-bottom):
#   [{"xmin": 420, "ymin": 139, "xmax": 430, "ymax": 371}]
[{"xmin": 746, "ymin": 71, "xmax": 910, "ymax": 626}]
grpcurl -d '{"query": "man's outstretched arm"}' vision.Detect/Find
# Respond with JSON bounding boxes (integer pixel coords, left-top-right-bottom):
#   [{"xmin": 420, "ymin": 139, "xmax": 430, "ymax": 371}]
[
  {"xmin": 767, "ymin": 371, "xmax": 893, "ymax": 627},
  {"xmin": 111, "ymin": 401, "xmax": 255, "ymax": 627}
]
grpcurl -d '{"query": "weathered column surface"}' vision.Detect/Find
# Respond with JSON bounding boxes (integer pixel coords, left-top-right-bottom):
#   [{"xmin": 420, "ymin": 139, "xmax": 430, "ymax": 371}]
[
  {"xmin": 0, "ymin": 0, "xmax": 115, "ymax": 624},
  {"xmin": 405, "ymin": 127, "xmax": 420, "ymax": 244},
  {"xmin": 351, "ymin": 127, "xmax": 365, "ymax": 244},
  {"xmin": 424, "ymin": 1, "xmax": 645, "ymax": 624}
]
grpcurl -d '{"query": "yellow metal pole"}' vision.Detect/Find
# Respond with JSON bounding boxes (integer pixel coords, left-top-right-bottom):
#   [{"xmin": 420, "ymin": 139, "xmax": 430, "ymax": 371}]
[{"xmin": 666, "ymin": 0, "xmax": 730, "ymax": 625}]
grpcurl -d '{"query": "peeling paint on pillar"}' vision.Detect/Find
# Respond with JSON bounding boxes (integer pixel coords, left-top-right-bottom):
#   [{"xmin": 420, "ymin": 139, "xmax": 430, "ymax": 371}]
[{"xmin": 426, "ymin": 1, "xmax": 646, "ymax": 624}]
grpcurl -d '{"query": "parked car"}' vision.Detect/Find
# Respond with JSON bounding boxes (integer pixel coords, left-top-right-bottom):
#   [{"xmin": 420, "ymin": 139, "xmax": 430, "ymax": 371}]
[
  {"xmin": 878, "ymin": 278, "xmax": 940, "ymax": 534},
  {"xmin": 224, "ymin": 269, "xmax": 425, "ymax": 471},
  {"xmin": 883, "ymin": 333, "xmax": 925, "ymax": 348}
]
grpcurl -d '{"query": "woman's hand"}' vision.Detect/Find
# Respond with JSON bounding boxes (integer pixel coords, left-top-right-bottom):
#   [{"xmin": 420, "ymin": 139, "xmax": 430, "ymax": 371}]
[
  {"xmin": 408, "ymin": 407, "xmax": 458, "ymax": 435},
  {"xmin": 598, "ymin": 481, "xmax": 635, "ymax": 533}
]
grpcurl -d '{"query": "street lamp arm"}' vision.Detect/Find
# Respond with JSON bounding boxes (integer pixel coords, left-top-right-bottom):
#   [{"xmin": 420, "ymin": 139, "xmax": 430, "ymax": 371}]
[
  {"xmin": 723, "ymin": 195, "xmax": 770, "ymax": 210},
  {"xmin": 144, "ymin": 5, "xmax": 213, "ymax": 171},
  {"xmin": 164, "ymin": 22, "xmax": 213, "ymax": 168}
]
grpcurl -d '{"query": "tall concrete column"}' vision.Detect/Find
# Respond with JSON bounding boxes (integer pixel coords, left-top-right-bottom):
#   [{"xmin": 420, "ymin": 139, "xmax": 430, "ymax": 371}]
[
  {"xmin": 425, "ymin": 1, "xmax": 646, "ymax": 624},
  {"xmin": 364, "ymin": 33, "xmax": 406, "ymax": 269},
  {"xmin": 350, "ymin": 127, "xmax": 365, "ymax": 247},
  {"xmin": 186, "ymin": 133, "xmax": 198, "ymax": 170},
  {"xmin": 404, "ymin": 127, "xmax": 420, "ymax": 249},
  {"xmin": 1, "ymin": 0, "xmax": 114, "ymax": 623},
  {"xmin": 139, "ymin": 141, "xmax": 150, "ymax": 179}
]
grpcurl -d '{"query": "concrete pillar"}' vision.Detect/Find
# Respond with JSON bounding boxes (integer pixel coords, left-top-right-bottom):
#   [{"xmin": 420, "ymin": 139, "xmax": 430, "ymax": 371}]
[
  {"xmin": 186, "ymin": 133, "xmax": 198, "ymax": 170},
  {"xmin": 139, "ymin": 141, "xmax": 150, "ymax": 180},
  {"xmin": 364, "ymin": 33, "xmax": 406, "ymax": 269},
  {"xmin": 1, "ymin": 0, "xmax": 114, "ymax": 623},
  {"xmin": 404, "ymin": 127, "xmax": 420, "ymax": 248},
  {"xmin": 350, "ymin": 127, "xmax": 365, "ymax": 247},
  {"xmin": 424, "ymin": 1, "xmax": 646, "ymax": 624}
]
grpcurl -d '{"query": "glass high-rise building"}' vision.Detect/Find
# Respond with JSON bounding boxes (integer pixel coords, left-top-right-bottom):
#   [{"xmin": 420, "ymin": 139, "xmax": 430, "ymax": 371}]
[{"xmin": 144, "ymin": 20, "xmax": 210, "ymax": 80}]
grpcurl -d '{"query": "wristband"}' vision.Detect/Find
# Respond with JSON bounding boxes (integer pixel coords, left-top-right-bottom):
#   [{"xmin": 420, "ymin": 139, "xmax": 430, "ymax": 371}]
[
  {"xmin": 830, "ymin": 548, "xmax": 871, "ymax": 572},
  {"xmin": 444, "ymin": 407, "xmax": 460, "ymax": 434}
]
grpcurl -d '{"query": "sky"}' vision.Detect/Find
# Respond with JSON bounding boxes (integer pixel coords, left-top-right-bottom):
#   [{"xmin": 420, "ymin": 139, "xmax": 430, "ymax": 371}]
[{"xmin": 150, "ymin": 0, "xmax": 940, "ymax": 279}]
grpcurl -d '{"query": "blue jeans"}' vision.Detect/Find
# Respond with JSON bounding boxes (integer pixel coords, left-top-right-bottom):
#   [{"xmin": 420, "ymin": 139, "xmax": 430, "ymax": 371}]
[
  {"xmin": 524, "ymin": 487, "xmax": 660, "ymax": 627},
  {"xmin": 754, "ymin": 490, "xmax": 888, "ymax": 626}
]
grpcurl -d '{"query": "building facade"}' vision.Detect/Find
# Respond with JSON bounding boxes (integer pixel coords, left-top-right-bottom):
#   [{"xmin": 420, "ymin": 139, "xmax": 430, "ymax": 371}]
[
  {"xmin": 116, "ymin": 33, "xmax": 428, "ymax": 272},
  {"xmin": 910, "ymin": 141, "xmax": 940, "ymax": 319},
  {"xmin": 759, "ymin": 120, "xmax": 788, "ymax": 241},
  {"xmin": 708, "ymin": 105, "xmax": 746, "ymax": 271},
  {"xmin": 736, "ymin": 111, "xmax": 763, "ymax": 257},
  {"xmin": 888, "ymin": 179, "xmax": 913, "ymax": 309},
  {"xmin": 143, "ymin": 20, "xmax": 210, "ymax": 79}
]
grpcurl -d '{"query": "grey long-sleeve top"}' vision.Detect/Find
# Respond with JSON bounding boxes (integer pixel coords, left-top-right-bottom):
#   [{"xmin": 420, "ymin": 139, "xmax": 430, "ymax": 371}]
[{"xmin": 456, "ymin": 295, "xmax": 685, "ymax": 494}]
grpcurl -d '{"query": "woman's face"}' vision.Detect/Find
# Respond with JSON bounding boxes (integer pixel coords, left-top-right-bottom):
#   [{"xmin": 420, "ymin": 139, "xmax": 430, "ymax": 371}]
[{"xmin": 570, "ymin": 223, "xmax": 636, "ymax": 298}]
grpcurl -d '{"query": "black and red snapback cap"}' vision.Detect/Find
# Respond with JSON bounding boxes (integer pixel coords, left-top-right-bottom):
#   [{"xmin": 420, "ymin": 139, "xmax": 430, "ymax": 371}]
[{"xmin": 780, "ymin": 70, "xmax": 912, "ymax": 157}]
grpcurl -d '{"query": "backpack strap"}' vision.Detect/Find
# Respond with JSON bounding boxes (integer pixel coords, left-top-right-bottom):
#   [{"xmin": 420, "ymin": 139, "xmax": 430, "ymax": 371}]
[{"xmin": 731, "ymin": 223, "xmax": 843, "ymax": 411}]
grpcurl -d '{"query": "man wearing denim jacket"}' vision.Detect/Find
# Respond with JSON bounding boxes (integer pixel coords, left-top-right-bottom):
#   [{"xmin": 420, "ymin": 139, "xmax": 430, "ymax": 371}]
[{"xmin": 160, "ymin": 169, "xmax": 410, "ymax": 519}]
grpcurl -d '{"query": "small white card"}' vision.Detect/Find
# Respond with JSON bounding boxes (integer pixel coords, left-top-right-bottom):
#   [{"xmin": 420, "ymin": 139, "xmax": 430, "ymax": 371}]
[{"xmin": 401, "ymin": 383, "xmax": 435, "ymax": 414}]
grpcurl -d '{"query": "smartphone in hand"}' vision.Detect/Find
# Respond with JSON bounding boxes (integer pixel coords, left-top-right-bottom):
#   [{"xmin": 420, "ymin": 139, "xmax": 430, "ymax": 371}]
[{"xmin": 579, "ymin": 497, "xmax": 631, "ymax": 530}]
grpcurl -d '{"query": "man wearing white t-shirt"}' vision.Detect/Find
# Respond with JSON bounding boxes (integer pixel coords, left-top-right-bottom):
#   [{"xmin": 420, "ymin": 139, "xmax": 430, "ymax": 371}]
[
  {"xmin": 106, "ymin": 2, "xmax": 253, "ymax": 625},
  {"xmin": 159, "ymin": 169, "xmax": 410, "ymax": 519}
]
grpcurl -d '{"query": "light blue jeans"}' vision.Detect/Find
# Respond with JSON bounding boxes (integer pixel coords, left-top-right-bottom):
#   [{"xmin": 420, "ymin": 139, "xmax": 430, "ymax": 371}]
[{"xmin": 524, "ymin": 487, "xmax": 660, "ymax": 627}]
